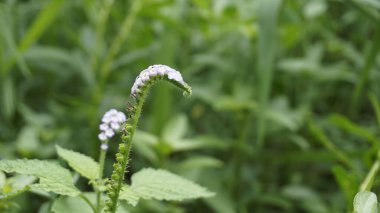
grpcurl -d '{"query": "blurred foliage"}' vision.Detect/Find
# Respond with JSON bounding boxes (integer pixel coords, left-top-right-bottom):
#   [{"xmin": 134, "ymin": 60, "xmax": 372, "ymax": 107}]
[{"xmin": 0, "ymin": 0, "xmax": 380, "ymax": 212}]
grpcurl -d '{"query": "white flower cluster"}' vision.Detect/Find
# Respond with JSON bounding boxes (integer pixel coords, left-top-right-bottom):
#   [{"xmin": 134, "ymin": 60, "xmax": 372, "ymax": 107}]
[
  {"xmin": 131, "ymin": 64, "xmax": 185, "ymax": 97},
  {"xmin": 98, "ymin": 109, "xmax": 127, "ymax": 141}
]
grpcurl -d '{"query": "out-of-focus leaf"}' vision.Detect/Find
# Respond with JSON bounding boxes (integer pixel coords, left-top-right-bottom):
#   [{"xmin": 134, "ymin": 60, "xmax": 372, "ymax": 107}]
[
  {"xmin": 332, "ymin": 165, "xmax": 359, "ymax": 209},
  {"xmin": 1, "ymin": 77, "xmax": 16, "ymax": 119},
  {"xmin": 369, "ymin": 93, "xmax": 380, "ymax": 128},
  {"xmin": 18, "ymin": 0, "xmax": 65, "ymax": 52},
  {"xmin": 303, "ymin": 0, "xmax": 326, "ymax": 19},
  {"xmin": 16, "ymin": 126, "xmax": 39, "ymax": 156},
  {"xmin": 353, "ymin": 191, "xmax": 377, "ymax": 213},
  {"xmin": 165, "ymin": 135, "xmax": 229, "ymax": 152},
  {"xmin": 177, "ymin": 156, "xmax": 223, "ymax": 169},
  {"xmin": 329, "ymin": 114, "xmax": 380, "ymax": 145},
  {"xmin": 0, "ymin": 171, "xmax": 5, "ymax": 189},
  {"xmin": 282, "ymin": 184, "xmax": 328, "ymax": 213},
  {"xmin": 133, "ymin": 130, "xmax": 159, "ymax": 163},
  {"xmin": 256, "ymin": 0, "xmax": 282, "ymax": 147},
  {"xmin": 52, "ymin": 193, "xmax": 128, "ymax": 213},
  {"xmin": 51, "ymin": 195, "xmax": 93, "ymax": 213},
  {"xmin": 162, "ymin": 114, "xmax": 188, "ymax": 141}
]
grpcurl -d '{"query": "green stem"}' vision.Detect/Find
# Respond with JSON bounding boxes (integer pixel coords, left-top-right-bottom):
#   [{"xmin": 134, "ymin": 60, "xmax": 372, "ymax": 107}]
[
  {"xmin": 360, "ymin": 150, "xmax": 380, "ymax": 191},
  {"xmin": 351, "ymin": 27, "xmax": 380, "ymax": 114},
  {"xmin": 105, "ymin": 89, "xmax": 148, "ymax": 213},
  {"xmin": 79, "ymin": 194, "xmax": 97, "ymax": 213},
  {"xmin": 99, "ymin": 0, "xmax": 142, "ymax": 82},
  {"xmin": 96, "ymin": 141, "xmax": 109, "ymax": 212},
  {"xmin": 104, "ymin": 73, "xmax": 191, "ymax": 213}
]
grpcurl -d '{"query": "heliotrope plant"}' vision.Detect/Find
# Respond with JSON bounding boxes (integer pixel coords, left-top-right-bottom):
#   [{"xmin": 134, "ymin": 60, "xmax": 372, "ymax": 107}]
[{"xmin": 0, "ymin": 65, "xmax": 214, "ymax": 213}]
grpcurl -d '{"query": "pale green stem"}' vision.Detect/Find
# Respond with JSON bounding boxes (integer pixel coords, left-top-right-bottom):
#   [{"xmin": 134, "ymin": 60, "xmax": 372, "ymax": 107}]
[
  {"xmin": 99, "ymin": 0, "xmax": 142, "ymax": 81},
  {"xmin": 96, "ymin": 140, "xmax": 109, "ymax": 212},
  {"xmin": 79, "ymin": 193, "xmax": 97, "ymax": 213},
  {"xmin": 106, "ymin": 89, "xmax": 148, "ymax": 213},
  {"xmin": 91, "ymin": 0, "xmax": 115, "ymax": 70},
  {"xmin": 359, "ymin": 150, "xmax": 380, "ymax": 191}
]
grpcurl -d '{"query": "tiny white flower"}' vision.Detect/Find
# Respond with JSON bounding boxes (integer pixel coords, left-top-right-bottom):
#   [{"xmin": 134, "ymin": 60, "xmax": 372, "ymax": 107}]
[
  {"xmin": 102, "ymin": 116, "xmax": 111, "ymax": 123},
  {"xmin": 98, "ymin": 132, "xmax": 107, "ymax": 141},
  {"xmin": 99, "ymin": 109, "xmax": 126, "ymax": 141},
  {"xmin": 110, "ymin": 122, "xmax": 120, "ymax": 130},
  {"xmin": 100, "ymin": 143, "xmax": 109, "ymax": 150},
  {"xmin": 148, "ymin": 68, "xmax": 157, "ymax": 77},
  {"xmin": 167, "ymin": 71, "xmax": 183, "ymax": 82},
  {"xmin": 157, "ymin": 66, "xmax": 166, "ymax": 75},
  {"xmin": 140, "ymin": 71, "xmax": 149, "ymax": 82},
  {"xmin": 117, "ymin": 112, "xmax": 126, "ymax": 122},
  {"xmin": 99, "ymin": 123, "xmax": 109, "ymax": 131},
  {"xmin": 110, "ymin": 115, "xmax": 119, "ymax": 123},
  {"xmin": 105, "ymin": 129, "xmax": 115, "ymax": 137},
  {"xmin": 135, "ymin": 78, "xmax": 142, "ymax": 87}
]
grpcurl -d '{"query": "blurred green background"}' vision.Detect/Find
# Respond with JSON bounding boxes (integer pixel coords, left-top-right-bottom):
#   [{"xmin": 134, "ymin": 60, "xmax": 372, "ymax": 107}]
[{"xmin": 1, "ymin": 0, "xmax": 380, "ymax": 212}]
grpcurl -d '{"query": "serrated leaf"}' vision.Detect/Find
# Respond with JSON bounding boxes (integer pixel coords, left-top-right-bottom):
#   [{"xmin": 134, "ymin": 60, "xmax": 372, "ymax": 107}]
[
  {"xmin": 56, "ymin": 145, "xmax": 99, "ymax": 180},
  {"xmin": 119, "ymin": 168, "xmax": 214, "ymax": 206},
  {"xmin": 0, "ymin": 159, "xmax": 79, "ymax": 196},
  {"xmin": 119, "ymin": 186, "xmax": 140, "ymax": 206},
  {"xmin": 354, "ymin": 191, "xmax": 378, "ymax": 213}
]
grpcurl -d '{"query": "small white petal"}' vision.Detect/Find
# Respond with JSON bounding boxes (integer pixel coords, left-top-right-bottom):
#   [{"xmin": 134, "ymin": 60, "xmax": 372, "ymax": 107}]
[
  {"xmin": 110, "ymin": 122, "xmax": 120, "ymax": 130},
  {"xmin": 157, "ymin": 67, "xmax": 166, "ymax": 75},
  {"xmin": 102, "ymin": 116, "xmax": 111, "ymax": 123},
  {"xmin": 110, "ymin": 115, "xmax": 119, "ymax": 123},
  {"xmin": 98, "ymin": 132, "xmax": 107, "ymax": 141},
  {"xmin": 140, "ymin": 72, "xmax": 149, "ymax": 82},
  {"xmin": 99, "ymin": 123, "xmax": 109, "ymax": 131},
  {"xmin": 100, "ymin": 143, "xmax": 109, "ymax": 150},
  {"xmin": 105, "ymin": 129, "xmax": 115, "ymax": 137}
]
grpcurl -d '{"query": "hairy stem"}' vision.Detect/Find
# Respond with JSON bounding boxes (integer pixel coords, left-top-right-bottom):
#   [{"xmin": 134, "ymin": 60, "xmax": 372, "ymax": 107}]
[
  {"xmin": 105, "ymin": 89, "xmax": 148, "ymax": 213},
  {"xmin": 104, "ymin": 65, "xmax": 192, "ymax": 212}
]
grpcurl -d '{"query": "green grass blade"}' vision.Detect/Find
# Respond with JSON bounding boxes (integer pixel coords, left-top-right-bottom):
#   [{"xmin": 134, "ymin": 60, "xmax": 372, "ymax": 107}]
[
  {"xmin": 308, "ymin": 120, "xmax": 353, "ymax": 169},
  {"xmin": 99, "ymin": 0, "xmax": 143, "ymax": 81},
  {"xmin": 18, "ymin": 0, "xmax": 65, "ymax": 52},
  {"xmin": 256, "ymin": 0, "xmax": 282, "ymax": 148},
  {"xmin": 368, "ymin": 93, "xmax": 380, "ymax": 128},
  {"xmin": 351, "ymin": 27, "xmax": 380, "ymax": 113}
]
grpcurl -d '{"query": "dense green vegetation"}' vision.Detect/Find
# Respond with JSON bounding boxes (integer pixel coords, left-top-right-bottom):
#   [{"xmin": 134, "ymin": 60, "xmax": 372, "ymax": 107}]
[{"xmin": 1, "ymin": 0, "xmax": 380, "ymax": 212}]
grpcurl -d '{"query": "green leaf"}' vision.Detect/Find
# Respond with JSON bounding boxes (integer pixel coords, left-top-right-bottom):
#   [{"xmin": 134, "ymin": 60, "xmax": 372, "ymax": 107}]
[
  {"xmin": 118, "ymin": 186, "xmax": 140, "ymax": 207},
  {"xmin": 0, "ymin": 171, "xmax": 5, "ymax": 189},
  {"xmin": 353, "ymin": 191, "xmax": 378, "ymax": 213},
  {"xmin": 162, "ymin": 114, "xmax": 188, "ymax": 141},
  {"xmin": 0, "ymin": 159, "xmax": 79, "ymax": 196},
  {"xmin": 56, "ymin": 145, "xmax": 99, "ymax": 180},
  {"xmin": 52, "ymin": 193, "xmax": 129, "ymax": 213},
  {"xmin": 52, "ymin": 195, "xmax": 93, "ymax": 213},
  {"xmin": 119, "ymin": 168, "xmax": 214, "ymax": 206},
  {"xmin": 18, "ymin": 0, "xmax": 65, "ymax": 52},
  {"xmin": 329, "ymin": 114, "xmax": 380, "ymax": 145}
]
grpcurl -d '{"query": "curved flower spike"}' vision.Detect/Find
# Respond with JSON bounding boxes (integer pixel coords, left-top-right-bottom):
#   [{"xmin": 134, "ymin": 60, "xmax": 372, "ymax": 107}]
[
  {"xmin": 104, "ymin": 65, "xmax": 192, "ymax": 213},
  {"xmin": 131, "ymin": 64, "xmax": 192, "ymax": 98}
]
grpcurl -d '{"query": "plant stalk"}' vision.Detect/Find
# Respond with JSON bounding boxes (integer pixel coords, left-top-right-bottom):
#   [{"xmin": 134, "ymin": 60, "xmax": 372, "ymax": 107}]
[
  {"xmin": 96, "ymin": 140, "xmax": 109, "ymax": 212},
  {"xmin": 105, "ymin": 89, "xmax": 148, "ymax": 213}
]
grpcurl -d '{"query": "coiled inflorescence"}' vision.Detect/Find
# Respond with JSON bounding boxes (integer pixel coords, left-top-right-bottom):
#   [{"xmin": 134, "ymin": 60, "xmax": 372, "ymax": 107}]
[
  {"xmin": 98, "ymin": 109, "xmax": 127, "ymax": 142},
  {"xmin": 131, "ymin": 64, "xmax": 192, "ymax": 98},
  {"xmin": 105, "ymin": 65, "xmax": 191, "ymax": 213}
]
